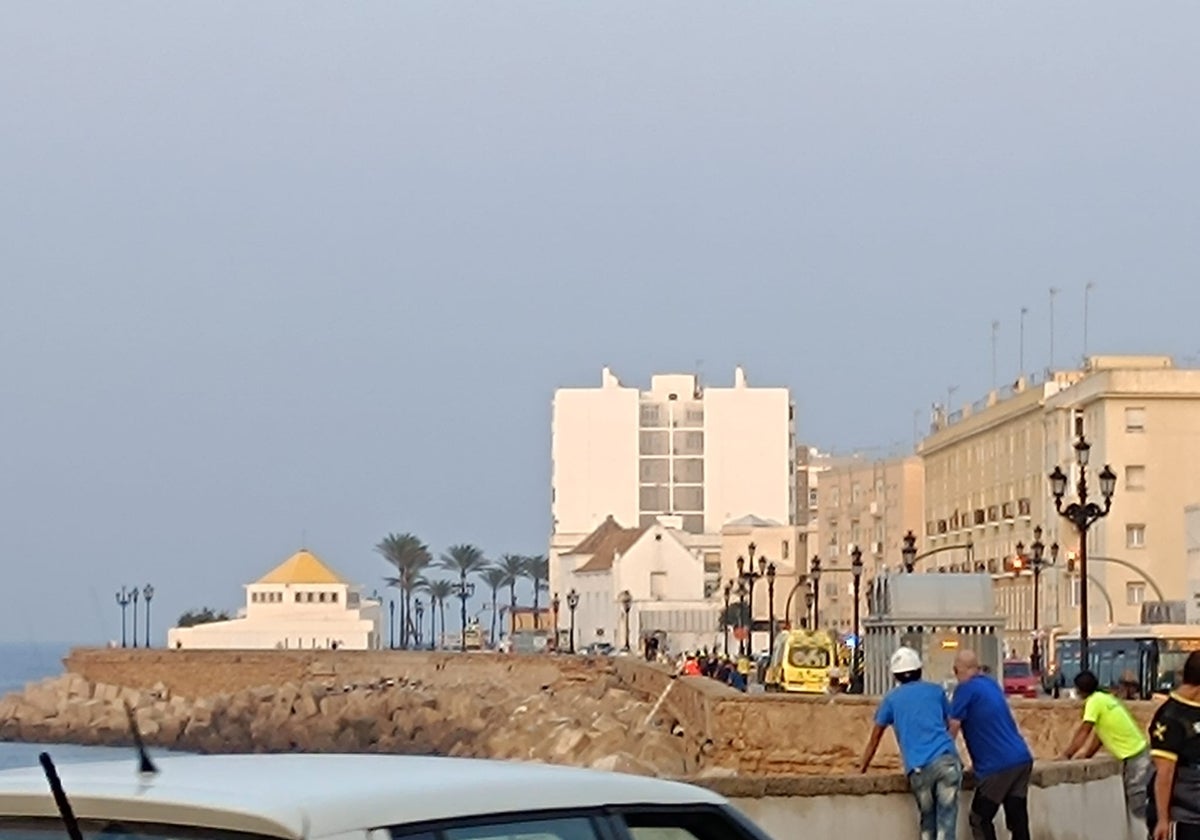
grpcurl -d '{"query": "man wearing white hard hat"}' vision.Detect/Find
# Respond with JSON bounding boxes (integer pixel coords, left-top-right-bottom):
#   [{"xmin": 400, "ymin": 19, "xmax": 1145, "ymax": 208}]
[{"xmin": 859, "ymin": 646, "xmax": 962, "ymax": 840}]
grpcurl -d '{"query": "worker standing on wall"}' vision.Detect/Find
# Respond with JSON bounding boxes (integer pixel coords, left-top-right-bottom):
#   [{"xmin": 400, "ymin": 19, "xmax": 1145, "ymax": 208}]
[{"xmin": 859, "ymin": 647, "xmax": 962, "ymax": 840}]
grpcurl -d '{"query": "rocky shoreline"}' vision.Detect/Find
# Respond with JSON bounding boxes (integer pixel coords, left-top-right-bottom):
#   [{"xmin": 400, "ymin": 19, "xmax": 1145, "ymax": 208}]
[{"xmin": 0, "ymin": 670, "xmax": 700, "ymax": 778}]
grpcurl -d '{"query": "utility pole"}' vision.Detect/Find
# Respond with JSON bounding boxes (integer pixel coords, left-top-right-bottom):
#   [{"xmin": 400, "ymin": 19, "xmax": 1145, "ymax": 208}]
[{"xmin": 1049, "ymin": 287, "xmax": 1059, "ymax": 371}]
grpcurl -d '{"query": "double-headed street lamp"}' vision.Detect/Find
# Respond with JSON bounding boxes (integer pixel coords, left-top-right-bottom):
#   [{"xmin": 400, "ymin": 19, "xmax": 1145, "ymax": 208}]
[
  {"xmin": 736, "ymin": 543, "xmax": 768, "ymax": 656},
  {"xmin": 1014, "ymin": 527, "xmax": 1059, "ymax": 673},
  {"xmin": 722, "ymin": 580, "xmax": 733, "ymax": 657},
  {"xmin": 142, "ymin": 584, "xmax": 155, "ymax": 648},
  {"xmin": 566, "ymin": 589, "xmax": 580, "ymax": 654},
  {"xmin": 1049, "ymin": 434, "xmax": 1116, "ymax": 671},
  {"xmin": 765, "ymin": 562, "xmax": 777, "ymax": 643},
  {"xmin": 115, "ymin": 587, "xmax": 132, "ymax": 648},
  {"xmin": 809, "ymin": 556, "xmax": 822, "ymax": 630},
  {"xmin": 618, "ymin": 589, "xmax": 633, "ymax": 652},
  {"xmin": 850, "ymin": 545, "xmax": 864, "ymax": 689},
  {"xmin": 130, "ymin": 586, "xmax": 140, "ymax": 649}
]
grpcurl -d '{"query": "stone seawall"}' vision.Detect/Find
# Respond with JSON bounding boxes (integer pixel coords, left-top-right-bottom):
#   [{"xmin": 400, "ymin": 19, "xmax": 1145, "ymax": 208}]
[{"xmin": 0, "ymin": 649, "xmax": 1166, "ymax": 778}]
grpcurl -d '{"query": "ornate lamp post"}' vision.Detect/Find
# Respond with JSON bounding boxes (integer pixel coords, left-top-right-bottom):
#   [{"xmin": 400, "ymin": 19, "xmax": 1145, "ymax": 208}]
[
  {"xmin": 618, "ymin": 589, "xmax": 633, "ymax": 652},
  {"xmin": 142, "ymin": 584, "xmax": 154, "ymax": 648},
  {"xmin": 765, "ymin": 563, "xmax": 777, "ymax": 643},
  {"xmin": 736, "ymin": 543, "xmax": 767, "ymax": 656},
  {"xmin": 1025, "ymin": 527, "xmax": 1058, "ymax": 674},
  {"xmin": 736, "ymin": 579, "xmax": 749, "ymax": 655},
  {"xmin": 452, "ymin": 576, "xmax": 475, "ymax": 652},
  {"xmin": 1049, "ymin": 434, "xmax": 1116, "ymax": 670},
  {"xmin": 130, "ymin": 586, "xmax": 140, "ymax": 649},
  {"xmin": 809, "ymin": 556, "xmax": 822, "ymax": 630},
  {"xmin": 850, "ymin": 545, "xmax": 864, "ymax": 692},
  {"xmin": 115, "ymin": 587, "xmax": 131, "ymax": 648},
  {"xmin": 902, "ymin": 531, "xmax": 918, "ymax": 573},
  {"xmin": 803, "ymin": 586, "xmax": 814, "ymax": 630},
  {"xmin": 566, "ymin": 589, "xmax": 580, "ymax": 654},
  {"xmin": 722, "ymin": 580, "xmax": 733, "ymax": 657},
  {"xmin": 414, "ymin": 599, "xmax": 425, "ymax": 648}
]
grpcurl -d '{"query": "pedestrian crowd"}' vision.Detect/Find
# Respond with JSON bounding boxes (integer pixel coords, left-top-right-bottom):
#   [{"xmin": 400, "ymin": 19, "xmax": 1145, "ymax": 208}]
[
  {"xmin": 675, "ymin": 649, "xmax": 752, "ymax": 691},
  {"xmin": 859, "ymin": 646, "xmax": 1200, "ymax": 840}
]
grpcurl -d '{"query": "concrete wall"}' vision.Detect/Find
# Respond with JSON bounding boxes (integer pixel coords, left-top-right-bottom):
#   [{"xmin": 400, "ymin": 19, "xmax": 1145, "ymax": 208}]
[{"xmin": 702, "ymin": 761, "xmax": 1132, "ymax": 840}]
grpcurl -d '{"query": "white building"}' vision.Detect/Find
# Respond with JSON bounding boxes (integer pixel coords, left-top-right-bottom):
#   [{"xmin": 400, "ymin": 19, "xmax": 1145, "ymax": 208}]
[
  {"xmin": 550, "ymin": 366, "xmax": 795, "ymax": 599},
  {"xmin": 167, "ymin": 549, "xmax": 383, "ymax": 650},
  {"xmin": 556, "ymin": 516, "xmax": 718, "ymax": 655}
]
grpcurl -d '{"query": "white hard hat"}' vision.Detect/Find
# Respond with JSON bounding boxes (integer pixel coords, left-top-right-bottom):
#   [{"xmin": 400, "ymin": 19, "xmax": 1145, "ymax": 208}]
[{"xmin": 890, "ymin": 646, "xmax": 922, "ymax": 674}]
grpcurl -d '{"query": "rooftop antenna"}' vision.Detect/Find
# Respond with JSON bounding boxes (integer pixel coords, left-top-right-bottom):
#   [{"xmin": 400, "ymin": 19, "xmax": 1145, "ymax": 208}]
[
  {"xmin": 1019, "ymin": 306, "xmax": 1029, "ymax": 375},
  {"xmin": 1049, "ymin": 287, "xmax": 1059, "ymax": 371},
  {"xmin": 990, "ymin": 320, "xmax": 1000, "ymax": 389},
  {"xmin": 123, "ymin": 701, "xmax": 160, "ymax": 777},
  {"xmin": 1083, "ymin": 281, "xmax": 1096, "ymax": 364}
]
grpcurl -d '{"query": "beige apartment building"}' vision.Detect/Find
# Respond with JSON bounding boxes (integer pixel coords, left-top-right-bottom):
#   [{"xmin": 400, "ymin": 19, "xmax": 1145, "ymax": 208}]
[
  {"xmin": 920, "ymin": 355, "xmax": 1200, "ymax": 659},
  {"xmin": 809, "ymin": 452, "xmax": 925, "ymax": 634},
  {"xmin": 549, "ymin": 366, "xmax": 796, "ymax": 617}
]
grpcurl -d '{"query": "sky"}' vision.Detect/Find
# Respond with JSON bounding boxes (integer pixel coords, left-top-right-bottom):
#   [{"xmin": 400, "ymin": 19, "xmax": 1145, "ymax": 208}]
[{"xmin": 3, "ymin": 3, "xmax": 1200, "ymax": 643}]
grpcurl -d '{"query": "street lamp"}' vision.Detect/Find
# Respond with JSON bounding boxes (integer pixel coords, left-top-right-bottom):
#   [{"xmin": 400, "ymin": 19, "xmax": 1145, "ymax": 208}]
[
  {"xmin": 1049, "ymin": 434, "xmax": 1116, "ymax": 670},
  {"xmin": 901, "ymin": 531, "xmax": 918, "ymax": 573},
  {"xmin": 452, "ymin": 576, "xmax": 475, "ymax": 652},
  {"xmin": 1025, "ymin": 527, "xmax": 1058, "ymax": 674},
  {"xmin": 115, "ymin": 587, "xmax": 131, "ymax": 648},
  {"xmin": 130, "ymin": 586, "xmax": 140, "ymax": 649},
  {"xmin": 414, "ymin": 599, "xmax": 425, "ymax": 648},
  {"xmin": 618, "ymin": 589, "xmax": 633, "ymax": 652},
  {"xmin": 722, "ymin": 580, "xmax": 733, "ymax": 657},
  {"xmin": 809, "ymin": 556, "xmax": 822, "ymax": 630},
  {"xmin": 850, "ymin": 545, "xmax": 864, "ymax": 693},
  {"xmin": 736, "ymin": 579, "xmax": 749, "ymax": 655},
  {"xmin": 389, "ymin": 597, "xmax": 397, "ymax": 650},
  {"xmin": 142, "ymin": 584, "xmax": 154, "ymax": 648},
  {"xmin": 803, "ymin": 586, "xmax": 814, "ymax": 630},
  {"xmin": 765, "ymin": 563, "xmax": 777, "ymax": 643},
  {"xmin": 551, "ymin": 592, "xmax": 561, "ymax": 650},
  {"xmin": 566, "ymin": 589, "xmax": 580, "ymax": 654},
  {"xmin": 736, "ymin": 543, "xmax": 767, "ymax": 656}
]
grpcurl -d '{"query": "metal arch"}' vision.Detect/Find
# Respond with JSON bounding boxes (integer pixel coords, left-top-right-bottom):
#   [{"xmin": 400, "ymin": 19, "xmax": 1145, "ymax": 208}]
[
  {"xmin": 1082, "ymin": 556, "xmax": 1167, "ymax": 603},
  {"xmin": 1085, "ymin": 573, "xmax": 1115, "ymax": 623},
  {"xmin": 909, "ymin": 542, "xmax": 974, "ymax": 570}
]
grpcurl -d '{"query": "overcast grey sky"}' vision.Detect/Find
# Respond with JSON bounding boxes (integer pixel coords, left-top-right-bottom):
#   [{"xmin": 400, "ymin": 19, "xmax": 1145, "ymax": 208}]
[{"xmin": 3, "ymin": 3, "xmax": 1199, "ymax": 643}]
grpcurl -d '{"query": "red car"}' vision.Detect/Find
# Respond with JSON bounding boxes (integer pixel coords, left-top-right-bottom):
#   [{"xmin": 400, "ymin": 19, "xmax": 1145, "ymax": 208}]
[{"xmin": 1002, "ymin": 659, "xmax": 1040, "ymax": 698}]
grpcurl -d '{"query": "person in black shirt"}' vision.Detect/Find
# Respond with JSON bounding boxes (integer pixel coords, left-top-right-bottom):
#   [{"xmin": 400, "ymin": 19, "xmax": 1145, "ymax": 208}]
[{"xmin": 1148, "ymin": 650, "xmax": 1200, "ymax": 840}]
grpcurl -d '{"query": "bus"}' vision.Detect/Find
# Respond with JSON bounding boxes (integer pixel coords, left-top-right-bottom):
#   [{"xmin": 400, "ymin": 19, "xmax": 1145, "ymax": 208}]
[
  {"xmin": 764, "ymin": 629, "xmax": 850, "ymax": 694},
  {"xmin": 1053, "ymin": 624, "xmax": 1200, "ymax": 699}
]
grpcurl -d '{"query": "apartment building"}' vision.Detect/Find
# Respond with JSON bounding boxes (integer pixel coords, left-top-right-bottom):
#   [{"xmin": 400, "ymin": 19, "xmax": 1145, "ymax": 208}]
[
  {"xmin": 809, "ymin": 452, "xmax": 925, "ymax": 633},
  {"xmin": 549, "ymin": 366, "xmax": 795, "ymax": 600},
  {"xmin": 920, "ymin": 355, "xmax": 1200, "ymax": 658}
]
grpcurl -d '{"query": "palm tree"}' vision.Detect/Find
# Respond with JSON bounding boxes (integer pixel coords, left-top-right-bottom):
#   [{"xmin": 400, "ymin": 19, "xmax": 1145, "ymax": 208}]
[
  {"xmin": 496, "ymin": 554, "xmax": 527, "ymax": 630},
  {"xmin": 524, "ymin": 554, "xmax": 549, "ymax": 629},
  {"xmin": 480, "ymin": 567, "xmax": 507, "ymax": 648},
  {"xmin": 423, "ymin": 578, "xmax": 454, "ymax": 649},
  {"xmin": 439, "ymin": 544, "xmax": 489, "ymax": 651},
  {"xmin": 376, "ymin": 533, "xmax": 432, "ymax": 649}
]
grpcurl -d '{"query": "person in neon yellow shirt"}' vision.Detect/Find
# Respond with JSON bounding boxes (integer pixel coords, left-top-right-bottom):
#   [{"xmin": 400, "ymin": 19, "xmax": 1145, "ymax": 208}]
[{"xmin": 1059, "ymin": 669, "xmax": 1151, "ymax": 819}]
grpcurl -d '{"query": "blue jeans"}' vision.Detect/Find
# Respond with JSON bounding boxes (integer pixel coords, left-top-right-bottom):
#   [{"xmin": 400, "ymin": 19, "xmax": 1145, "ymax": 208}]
[{"xmin": 909, "ymin": 753, "xmax": 962, "ymax": 840}]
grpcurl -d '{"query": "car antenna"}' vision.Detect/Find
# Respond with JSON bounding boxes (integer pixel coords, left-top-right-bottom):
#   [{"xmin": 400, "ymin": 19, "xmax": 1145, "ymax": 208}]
[
  {"xmin": 123, "ymin": 701, "xmax": 159, "ymax": 777},
  {"xmin": 38, "ymin": 752, "xmax": 85, "ymax": 840}
]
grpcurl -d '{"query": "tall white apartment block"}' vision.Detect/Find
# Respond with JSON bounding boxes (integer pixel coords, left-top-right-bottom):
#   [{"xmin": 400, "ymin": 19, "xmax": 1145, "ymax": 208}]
[{"xmin": 550, "ymin": 367, "xmax": 795, "ymax": 578}]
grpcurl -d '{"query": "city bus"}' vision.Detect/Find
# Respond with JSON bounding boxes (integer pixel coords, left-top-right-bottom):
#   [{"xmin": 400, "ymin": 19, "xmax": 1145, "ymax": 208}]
[{"xmin": 1053, "ymin": 624, "xmax": 1200, "ymax": 699}]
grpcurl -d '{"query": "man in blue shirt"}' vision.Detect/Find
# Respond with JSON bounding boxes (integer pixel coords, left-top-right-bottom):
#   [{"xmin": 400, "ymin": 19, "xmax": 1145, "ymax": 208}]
[
  {"xmin": 949, "ymin": 650, "xmax": 1034, "ymax": 840},
  {"xmin": 860, "ymin": 647, "xmax": 962, "ymax": 840}
]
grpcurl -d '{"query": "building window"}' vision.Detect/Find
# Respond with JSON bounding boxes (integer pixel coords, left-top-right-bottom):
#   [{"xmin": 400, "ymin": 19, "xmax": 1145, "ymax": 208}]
[
  {"xmin": 331, "ymin": 592, "xmax": 338, "ymax": 603},
  {"xmin": 1069, "ymin": 577, "xmax": 1081, "ymax": 608},
  {"xmin": 782, "ymin": 540, "xmax": 790, "ymax": 560},
  {"xmin": 1125, "ymin": 465, "xmax": 1146, "ymax": 491},
  {"xmin": 851, "ymin": 483, "xmax": 863, "ymax": 503},
  {"xmin": 1126, "ymin": 524, "xmax": 1146, "ymax": 549},
  {"xmin": 1126, "ymin": 582, "xmax": 1146, "ymax": 606},
  {"xmin": 1125, "ymin": 407, "xmax": 1146, "ymax": 433},
  {"xmin": 295, "ymin": 593, "xmax": 302, "ymax": 603},
  {"xmin": 808, "ymin": 488, "xmax": 818, "ymax": 508}
]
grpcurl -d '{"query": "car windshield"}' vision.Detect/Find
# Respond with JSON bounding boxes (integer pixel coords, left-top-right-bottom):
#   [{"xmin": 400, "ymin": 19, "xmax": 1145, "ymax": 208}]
[
  {"xmin": 0, "ymin": 818, "xmax": 278, "ymax": 840},
  {"xmin": 1003, "ymin": 662, "xmax": 1031, "ymax": 678},
  {"xmin": 788, "ymin": 646, "xmax": 830, "ymax": 668}
]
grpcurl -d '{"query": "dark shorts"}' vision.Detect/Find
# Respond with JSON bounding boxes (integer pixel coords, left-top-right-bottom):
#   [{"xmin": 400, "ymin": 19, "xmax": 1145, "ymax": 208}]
[{"xmin": 975, "ymin": 761, "xmax": 1032, "ymax": 805}]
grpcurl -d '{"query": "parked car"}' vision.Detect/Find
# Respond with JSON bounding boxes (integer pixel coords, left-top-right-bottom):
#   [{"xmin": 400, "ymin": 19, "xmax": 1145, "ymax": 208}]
[
  {"xmin": 0, "ymin": 753, "xmax": 774, "ymax": 840},
  {"xmin": 1002, "ymin": 659, "xmax": 1040, "ymax": 698}
]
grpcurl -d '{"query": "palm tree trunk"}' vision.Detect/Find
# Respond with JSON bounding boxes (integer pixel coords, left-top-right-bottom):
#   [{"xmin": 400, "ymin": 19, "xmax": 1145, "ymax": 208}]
[
  {"xmin": 490, "ymin": 589, "xmax": 498, "ymax": 648},
  {"xmin": 509, "ymin": 582, "xmax": 517, "ymax": 637},
  {"xmin": 402, "ymin": 587, "xmax": 411, "ymax": 649},
  {"xmin": 533, "ymin": 576, "xmax": 542, "ymax": 629},
  {"xmin": 429, "ymin": 599, "xmax": 436, "ymax": 650}
]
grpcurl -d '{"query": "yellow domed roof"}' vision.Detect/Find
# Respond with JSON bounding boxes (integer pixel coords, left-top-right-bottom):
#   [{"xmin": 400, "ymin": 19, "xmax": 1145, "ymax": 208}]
[{"xmin": 255, "ymin": 549, "xmax": 346, "ymax": 585}]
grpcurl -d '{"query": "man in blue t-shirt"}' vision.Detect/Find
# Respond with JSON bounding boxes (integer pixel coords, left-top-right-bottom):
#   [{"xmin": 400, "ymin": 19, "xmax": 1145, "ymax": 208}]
[
  {"xmin": 860, "ymin": 647, "xmax": 962, "ymax": 840},
  {"xmin": 949, "ymin": 650, "xmax": 1034, "ymax": 840}
]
